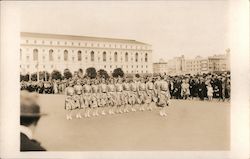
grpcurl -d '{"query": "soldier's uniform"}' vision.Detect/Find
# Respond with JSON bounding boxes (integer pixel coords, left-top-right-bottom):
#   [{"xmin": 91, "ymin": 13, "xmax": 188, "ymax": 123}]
[
  {"xmin": 115, "ymin": 82, "xmax": 124, "ymax": 107},
  {"xmin": 107, "ymin": 82, "xmax": 117, "ymax": 107},
  {"xmin": 83, "ymin": 83, "xmax": 92, "ymax": 108},
  {"xmin": 157, "ymin": 80, "xmax": 170, "ymax": 107},
  {"xmin": 145, "ymin": 80, "xmax": 154, "ymax": 104},
  {"xmin": 65, "ymin": 86, "xmax": 75, "ymax": 111},
  {"xmin": 74, "ymin": 83, "xmax": 83, "ymax": 108},
  {"xmin": 129, "ymin": 81, "xmax": 137, "ymax": 106},
  {"xmin": 91, "ymin": 84, "xmax": 99, "ymax": 108},
  {"xmin": 99, "ymin": 82, "xmax": 108, "ymax": 107},
  {"xmin": 123, "ymin": 82, "xmax": 131, "ymax": 105},
  {"xmin": 53, "ymin": 81, "xmax": 58, "ymax": 94},
  {"xmin": 154, "ymin": 79, "xmax": 161, "ymax": 102},
  {"xmin": 138, "ymin": 81, "xmax": 147, "ymax": 104}
]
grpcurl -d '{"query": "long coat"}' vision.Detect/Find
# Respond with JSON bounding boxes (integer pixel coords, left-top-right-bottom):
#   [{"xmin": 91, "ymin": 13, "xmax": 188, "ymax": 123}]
[{"xmin": 20, "ymin": 133, "xmax": 46, "ymax": 151}]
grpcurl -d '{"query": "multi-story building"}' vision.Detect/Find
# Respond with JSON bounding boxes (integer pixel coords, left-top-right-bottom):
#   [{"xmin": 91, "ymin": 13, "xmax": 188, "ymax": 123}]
[
  {"xmin": 154, "ymin": 49, "xmax": 230, "ymax": 75},
  {"xmin": 167, "ymin": 55, "xmax": 185, "ymax": 75},
  {"xmin": 208, "ymin": 53, "xmax": 230, "ymax": 72},
  {"xmin": 185, "ymin": 56, "xmax": 209, "ymax": 75},
  {"xmin": 20, "ymin": 32, "xmax": 153, "ymax": 75},
  {"xmin": 153, "ymin": 59, "xmax": 168, "ymax": 74}
]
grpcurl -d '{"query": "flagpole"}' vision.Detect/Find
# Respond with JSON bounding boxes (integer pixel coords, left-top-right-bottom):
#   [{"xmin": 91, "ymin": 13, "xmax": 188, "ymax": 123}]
[{"xmin": 37, "ymin": 60, "xmax": 39, "ymax": 81}]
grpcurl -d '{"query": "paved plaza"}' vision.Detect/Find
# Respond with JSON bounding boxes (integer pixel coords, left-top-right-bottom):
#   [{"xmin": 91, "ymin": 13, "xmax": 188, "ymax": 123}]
[{"xmin": 34, "ymin": 94, "xmax": 230, "ymax": 151}]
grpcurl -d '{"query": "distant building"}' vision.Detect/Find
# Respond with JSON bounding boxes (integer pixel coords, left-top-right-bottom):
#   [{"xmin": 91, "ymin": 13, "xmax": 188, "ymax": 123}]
[
  {"xmin": 167, "ymin": 55, "xmax": 185, "ymax": 75},
  {"xmin": 153, "ymin": 59, "xmax": 168, "ymax": 74},
  {"xmin": 153, "ymin": 49, "xmax": 230, "ymax": 75},
  {"xmin": 185, "ymin": 56, "xmax": 209, "ymax": 75},
  {"xmin": 208, "ymin": 54, "xmax": 229, "ymax": 72},
  {"xmin": 20, "ymin": 32, "xmax": 153, "ymax": 75}
]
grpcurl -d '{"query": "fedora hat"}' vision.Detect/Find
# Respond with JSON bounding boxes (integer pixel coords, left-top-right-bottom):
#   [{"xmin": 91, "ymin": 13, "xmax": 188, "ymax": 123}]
[{"xmin": 20, "ymin": 90, "xmax": 47, "ymax": 117}]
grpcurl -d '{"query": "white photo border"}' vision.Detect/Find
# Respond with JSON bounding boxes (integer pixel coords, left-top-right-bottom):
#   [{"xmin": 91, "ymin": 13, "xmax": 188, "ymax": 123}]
[{"xmin": 0, "ymin": 1, "xmax": 249, "ymax": 159}]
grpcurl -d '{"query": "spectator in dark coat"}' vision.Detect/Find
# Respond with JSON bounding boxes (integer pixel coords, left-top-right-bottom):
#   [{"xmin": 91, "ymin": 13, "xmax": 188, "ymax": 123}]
[
  {"xmin": 197, "ymin": 79, "xmax": 206, "ymax": 100},
  {"xmin": 20, "ymin": 90, "xmax": 47, "ymax": 151}
]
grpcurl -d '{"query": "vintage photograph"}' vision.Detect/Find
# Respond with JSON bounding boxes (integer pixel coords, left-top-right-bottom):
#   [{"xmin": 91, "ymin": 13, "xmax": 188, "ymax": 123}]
[{"xmin": 19, "ymin": 1, "xmax": 231, "ymax": 151}]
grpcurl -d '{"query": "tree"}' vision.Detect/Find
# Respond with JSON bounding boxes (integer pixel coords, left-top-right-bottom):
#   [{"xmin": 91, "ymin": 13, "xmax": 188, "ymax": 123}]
[
  {"xmin": 39, "ymin": 71, "xmax": 50, "ymax": 81},
  {"xmin": 86, "ymin": 67, "xmax": 97, "ymax": 79},
  {"xmin": 51, "ymin": 70, "xmax": 62, "ymax": 80},
  {"xmin": 97, "ymin": 69, "xmax": 109, "ymax": 79},
  {"xmin": 79, "ymin": 68, "xmax": 83, "ymax": 73},
  {"xmin": 20, "ymin": 74, "xmax": 29, "ymax": 82},
  {"xmin": 78, "ymin": 68, "xmax": 84, "ymax": 78},
  {"xmin": 63, "ymin": 68, "xmax": 73, "ymax": 79},
  {"xmin": 135, "ymin": 73, "xmax": 140, "ymax": 78},
  {"xmin": 31, "ymin": 73, "xmax": 37, "ymax": 81},
  {"xmin": 112, "ymin": 68, "xmax": 124, "ymax": 78}
]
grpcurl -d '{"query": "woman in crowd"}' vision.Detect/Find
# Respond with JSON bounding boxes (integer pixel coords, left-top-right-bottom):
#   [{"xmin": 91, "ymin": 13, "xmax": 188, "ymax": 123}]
[{"xmin": 207, "ymin": 83, "xmax": 214, "ymax": 101}]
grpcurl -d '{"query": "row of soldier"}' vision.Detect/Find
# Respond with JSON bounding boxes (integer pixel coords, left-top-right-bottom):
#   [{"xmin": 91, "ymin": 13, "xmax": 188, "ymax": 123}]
[{"xmin": 64, "ymin": 76, "xmax": 170, "ymax": 119}]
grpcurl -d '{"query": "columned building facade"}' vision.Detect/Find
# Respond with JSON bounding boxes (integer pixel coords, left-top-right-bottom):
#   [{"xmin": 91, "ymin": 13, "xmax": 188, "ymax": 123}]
[{"xmin": 20, "ymin": 32, "xmax": 153, "ymax": 75}]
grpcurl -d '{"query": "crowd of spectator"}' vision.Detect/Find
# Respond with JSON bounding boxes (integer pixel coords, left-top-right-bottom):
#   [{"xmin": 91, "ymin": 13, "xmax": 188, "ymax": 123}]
[{"xmin": 20, "ymin": 72, "xmax": 230, "ymax": 102}]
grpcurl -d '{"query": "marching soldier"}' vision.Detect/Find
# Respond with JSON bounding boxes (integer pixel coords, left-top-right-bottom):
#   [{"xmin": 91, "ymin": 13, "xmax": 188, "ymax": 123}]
[
  {"xmin": 138, "ymin": 78, "xmax": 147, "ymax": 111},
  {"xmin": 123, "ymin": 78, "xmax": 131, "ymax": 113},
  {"xmin": 99, "ymin": 78, "xmax": 108, "ymax": 115},
  {"xmin": 157, "ymin": 75, "xmax": 171, "ymax": 117},
  {"xmin": 65, "ymin": 81, "xmax": 75, "ymax": 120},
  {"xmin": 154, "ymin": 75, "xmax": 161, "ymax": 103},
  {"xmin": 115, "ymin": 77, "xmax": 124, "ymax": 113},
  {"xmin": 130, "ymin": 77, "xmax": 138, "ymax": 112},
  {"xmin": 83, "ymin": 79, "xmax": 92, "ymax": 117},
  {"xmin": 145, "ymin": 77, "xmax": 154, "ymax": 111},
  {"xmin": 107, "ymin": 78, "xmax": 117, "ymax": 114},
  {"xmin": 74, "ymin": 79, "xmax": 83, "ymax": 118},
  {"xmin": 91, "ymin": 79, "xmax": 99, "ymax": 116}
]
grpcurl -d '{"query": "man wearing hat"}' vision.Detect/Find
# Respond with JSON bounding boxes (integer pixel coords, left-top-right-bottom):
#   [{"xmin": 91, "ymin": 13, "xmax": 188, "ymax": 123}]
[{"xmin": 20, "ymin": 90, "xmax": 47, "ymax": 151}]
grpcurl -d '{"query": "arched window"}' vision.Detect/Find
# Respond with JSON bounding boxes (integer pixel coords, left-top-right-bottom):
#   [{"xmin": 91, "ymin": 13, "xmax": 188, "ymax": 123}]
[
  {"xmin": 91, "ymin": 51, "xmax": 94, "ymax": 62},
  {"xmin": 33, "ymin": 49, "xmax": 38, "ymax": 61},
  {"xmin": 103, "ymin": 51, "xmax": 106, "ymax": 62},
  {"xmin": 125, "ymin": 52, "xmax": 128, "ymax": 62},
  {"xmin": 114, "ymin": 52, "xmax": 118, "ymax": 62},
  {"xmin": 64, "ymin": 50, "xmax": 68, "ymax": 61},
  {"xmin": 145, "ymin": 53, "xmax": 148, "ymax": 62},
  {"xmin": 77, "ymin": 51, "xmax": 82, "ymax": 61},
  {"xmin": 135, "ymin": 52, "xmax": 138, "ymax": 62},
  {"xmin": 49, "ymin": 49, "xmax": 54, "ymax": 61}
]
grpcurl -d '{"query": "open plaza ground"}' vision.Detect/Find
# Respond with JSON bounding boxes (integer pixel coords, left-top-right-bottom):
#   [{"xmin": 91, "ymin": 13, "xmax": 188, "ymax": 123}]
[{"xmin": 34, "ymin": 94, "xmax": 230, "ymax": 151}]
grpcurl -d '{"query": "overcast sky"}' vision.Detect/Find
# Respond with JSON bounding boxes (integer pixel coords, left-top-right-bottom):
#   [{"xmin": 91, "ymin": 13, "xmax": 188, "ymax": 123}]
[{"xmin": 20, "ymin": 1, "xmax": 229, "ymax": 62}]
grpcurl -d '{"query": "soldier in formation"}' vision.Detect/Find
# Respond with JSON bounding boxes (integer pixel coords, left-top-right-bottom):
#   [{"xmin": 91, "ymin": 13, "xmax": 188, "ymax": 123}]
[{"xmin": 62, "ymin": 75, "xmax": 172, "ymax": 119}]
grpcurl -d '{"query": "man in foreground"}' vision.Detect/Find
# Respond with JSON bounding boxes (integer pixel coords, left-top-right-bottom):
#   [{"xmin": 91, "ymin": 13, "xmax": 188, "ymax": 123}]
[{"xmin": 20, "ymin": 90, "xmax": 47, "ymax": 151}]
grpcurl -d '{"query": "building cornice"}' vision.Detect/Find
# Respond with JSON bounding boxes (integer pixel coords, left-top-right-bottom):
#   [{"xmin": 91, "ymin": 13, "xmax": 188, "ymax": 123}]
[
  {"xmin": 21, "ymin": 32, "xmax": 151, "ymax": 46},
  {"xmin": 20, "ymin": 44, "xmax": 152, "ymax": 52}
]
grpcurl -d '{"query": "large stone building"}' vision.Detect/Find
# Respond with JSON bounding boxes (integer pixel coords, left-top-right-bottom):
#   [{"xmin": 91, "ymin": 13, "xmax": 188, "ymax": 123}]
[{"xmin": 20, "ymin": 32, "xmax": 153, "ymax": 75}]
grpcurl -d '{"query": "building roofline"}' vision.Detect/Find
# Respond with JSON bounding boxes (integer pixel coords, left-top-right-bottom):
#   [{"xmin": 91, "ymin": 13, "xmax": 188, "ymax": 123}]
[{"xmin": 20, "ymin": 32, "xmax": 151, "ymax": 46}]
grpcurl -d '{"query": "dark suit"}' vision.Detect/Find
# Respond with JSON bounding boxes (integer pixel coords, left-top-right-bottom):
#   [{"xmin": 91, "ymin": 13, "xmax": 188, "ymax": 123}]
[{"xmin": 20, "ymin": 133, "xmax": 46, "ymax": 151}]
